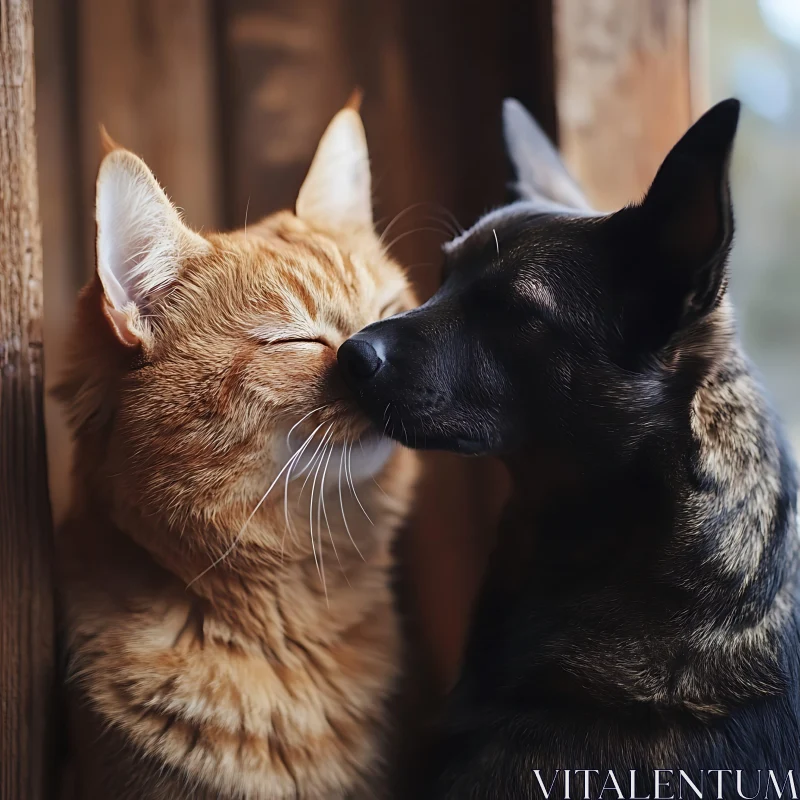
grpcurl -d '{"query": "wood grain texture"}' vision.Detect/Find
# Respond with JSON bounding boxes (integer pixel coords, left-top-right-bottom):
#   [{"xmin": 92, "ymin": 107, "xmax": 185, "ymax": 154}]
[
  {"xmin": 219, "ymin": 0, "xmax": 354, "ymax": 227},
  {"xmin": 35, "ymin": 0, "xmax": 83, "ymax": 522},
  {"xmin": 554, "ymin": 0, "xmax": 695, "ymax": 209},
  {"xmin": 0, "ymin": 0, "xmax": 55, "ymax": 797},
  {"xmin": 77, "ymin": 0, "xmax": 222, "ymax": 255}
]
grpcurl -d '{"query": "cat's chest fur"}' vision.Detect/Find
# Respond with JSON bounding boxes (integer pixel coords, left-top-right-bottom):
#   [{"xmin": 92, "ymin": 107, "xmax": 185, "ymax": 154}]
[{"xmin": 60, "ymin": 467, "xmax": 408, "ymax": 800}]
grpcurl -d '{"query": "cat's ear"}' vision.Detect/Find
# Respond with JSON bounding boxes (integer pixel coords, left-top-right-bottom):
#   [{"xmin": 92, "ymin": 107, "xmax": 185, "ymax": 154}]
[
  {"xmin": 503, "ymin": 98, "xmax": 590, "ymax": 211},
  {"xmin": 95, "ymin": 147, "xmax": 208, "ymax": 346},
  {"xmin": 619, "ymin": 99, "xmax": 739, "ymax": 346},
  {"xmin": 296, "ymin": 106, "xmax": 372, "ymax": 231}
]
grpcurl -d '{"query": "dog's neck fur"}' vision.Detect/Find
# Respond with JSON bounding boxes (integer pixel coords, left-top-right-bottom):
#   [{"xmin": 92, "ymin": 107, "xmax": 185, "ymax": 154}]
[{"xmin": 480, "ymin": 300, "xmax": 799, "ymax": 715}]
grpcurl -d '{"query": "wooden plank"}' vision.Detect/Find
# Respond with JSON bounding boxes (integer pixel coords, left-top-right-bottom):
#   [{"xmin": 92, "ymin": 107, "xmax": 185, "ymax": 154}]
[
  {"xmin": 554, "ymin": 0, "xmax": 695, "ymax": 209},
  {"xmin": 0, "ymin": 1, "xmax": 56, "ymax": 797},
  {"xmin": 77, "ymin": 0, "xmax": 222, "ymax": 256},
  {"xmin": 219, "ymin": 0, "xmax": 355, "ymax": 226},
  {"xmin": 35, "ymin": 0, "xmax": 83, "ymax": 521},
  {"xmin": 689, "ymin": 0, "xmax": 710, "ymax": 117}
]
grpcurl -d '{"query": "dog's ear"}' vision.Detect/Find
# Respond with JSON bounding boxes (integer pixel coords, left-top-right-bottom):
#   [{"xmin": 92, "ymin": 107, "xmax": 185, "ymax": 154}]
[
  {"xmin": 503, "ymin": 99, "xmax": 590, "ymax": 211},
  {"xmin": 615, "ymin": 99, "xmax": 740, "ymax": 350}
]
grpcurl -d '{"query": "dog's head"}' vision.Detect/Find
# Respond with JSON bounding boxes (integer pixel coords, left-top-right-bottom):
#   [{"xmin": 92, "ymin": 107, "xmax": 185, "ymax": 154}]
[{"xmin": 338, "ymin": 99, "xmax": 740, "ymax": 458}]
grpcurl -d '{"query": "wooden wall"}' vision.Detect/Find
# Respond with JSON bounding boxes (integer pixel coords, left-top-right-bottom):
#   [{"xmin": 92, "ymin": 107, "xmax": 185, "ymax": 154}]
[
  {"xmin": 554, "ymin": 0, "xmax": 700, "ymax": 209},
  {"xmin": 1, "ymin": 2, "xmax": 54, "ymax": 798}
]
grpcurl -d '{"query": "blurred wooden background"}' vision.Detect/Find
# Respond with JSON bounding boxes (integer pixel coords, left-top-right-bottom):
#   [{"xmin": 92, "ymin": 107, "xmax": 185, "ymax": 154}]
[{"xmin": 1, "ymin": 0, "xmax": 702, "ymax": 795}]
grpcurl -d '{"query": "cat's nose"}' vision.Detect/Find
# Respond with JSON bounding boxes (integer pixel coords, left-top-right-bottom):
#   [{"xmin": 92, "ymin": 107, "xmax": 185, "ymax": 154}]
[{"xmin": 338, "ymin": 336, "xmax": 385, "ymax": 384}]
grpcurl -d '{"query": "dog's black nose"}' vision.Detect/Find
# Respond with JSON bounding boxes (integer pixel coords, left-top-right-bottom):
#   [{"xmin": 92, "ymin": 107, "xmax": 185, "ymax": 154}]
[{"xmin": 338, "ymin": 337, "xmax": 384, "ymax": 383}]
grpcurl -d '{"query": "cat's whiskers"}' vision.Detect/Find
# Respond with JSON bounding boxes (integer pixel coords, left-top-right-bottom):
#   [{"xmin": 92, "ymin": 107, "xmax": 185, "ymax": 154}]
[
  {"xmin": 316, "ymin": 439, "xmax": 334, "ymax": 603},
  {"xmin": 282, "ymin": 404, "xmax": 331, "ymax": 552},
  {"xmin": 382, "ymin": 226, "xmax": 453, "ymax": 254},
  {"xmin": 308, "ymin": 425, "xmax": 334, "ymax": 601},
  {"xmin": 347, "ymin": 440, "xmax": 373, "ymax": 526},
  {"xmin": 280, "ymin": 414, "xmax": 327, "ymax": 561},
  {"xmin": 281, "ymin": 456, "xmax": 299, "ymax": 561},
  {"xmin": 372, "ymin": 476, "xmax": 389, "ymax": 498},
  {"xmin": 314, "ymin": 439, "xmax": 328, "ymax": 599},
  {"xmin": 286, "ymin": 404, "xmax": 330, "ymax": 449},
  {"xmin": 377, "ymin": 202, "xmax": 428, "ymax": 249},
  {"xmin": 339, "ymin": 439, "xmax": 365, "ymax": 561},
  {"xmin": 433, "ymin": 204, "xmax": 465, "ymax": 236},
  {"xmin": 298, "ymin": 424, "xmax": 335, "ymax": 495},
  {"xmin": 419, "ymin": 212, "xmax": 462, "ymax": 240},
  {"xmin": 383, "ymin": 403, "xmax": 393, "ymax": 439},
  {"xmin": 185, "ymin": 419, "xmax": 328, "ymax": 588},
  {"xmin": 377, "ymin": 202, "xmax": 462, "ymax": 250},
  {"xmin": 319, "ymin": 439, "xmax": 348, "ymax": 587}
]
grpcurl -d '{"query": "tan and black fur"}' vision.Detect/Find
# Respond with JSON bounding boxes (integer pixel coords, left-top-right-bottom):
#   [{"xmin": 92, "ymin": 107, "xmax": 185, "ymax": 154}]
[
  {"xmin": 340, "ymin": 100, "xmax": 800, "ymax": 796},
  {"xmin": 56, "ymin": 105, "xmax": 417, "ymax": 799}
]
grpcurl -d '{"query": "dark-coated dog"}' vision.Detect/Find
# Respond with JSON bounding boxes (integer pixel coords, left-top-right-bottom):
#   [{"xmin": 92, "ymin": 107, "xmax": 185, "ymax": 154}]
[{"xmin": 338, "ymin": 99, "xmax": 800, "ymax": 798}]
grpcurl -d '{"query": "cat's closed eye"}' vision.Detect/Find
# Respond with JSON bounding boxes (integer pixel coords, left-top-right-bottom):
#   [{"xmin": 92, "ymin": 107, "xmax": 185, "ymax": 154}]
[{"xmin": 267, "ymin": 337, "xmax": 331, "ymax": 349}]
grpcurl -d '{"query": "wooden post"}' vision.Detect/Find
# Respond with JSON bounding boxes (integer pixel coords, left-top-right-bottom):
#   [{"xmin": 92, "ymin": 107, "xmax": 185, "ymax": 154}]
[
  {"xmin": 554, "ymin": 0, "xmax": 698, "ymax": 209},
  {"xmin": 35, "ymin": 0, "xmax": 84, "ymax": 523},
  {"xmin": 0, "ymin": 1, "xmax": 55, "ymax": 798}
]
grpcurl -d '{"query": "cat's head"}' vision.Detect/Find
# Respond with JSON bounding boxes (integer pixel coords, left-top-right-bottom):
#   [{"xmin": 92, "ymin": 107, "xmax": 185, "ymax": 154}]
[
  {"xmin": 58, "ymin": 105, "xmax": 414, "ymax": 563},
  {"xmin": 338, "ymin": 99, "xmax": 740, "ymax": 462}
]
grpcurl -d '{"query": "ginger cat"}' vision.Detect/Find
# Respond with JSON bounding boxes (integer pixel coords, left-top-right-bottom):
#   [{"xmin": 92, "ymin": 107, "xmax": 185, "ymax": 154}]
[{"xmin": 56, "ymin": 106, "xmax": 417, "ymax": 799}]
